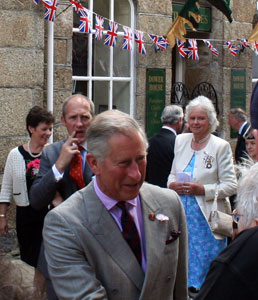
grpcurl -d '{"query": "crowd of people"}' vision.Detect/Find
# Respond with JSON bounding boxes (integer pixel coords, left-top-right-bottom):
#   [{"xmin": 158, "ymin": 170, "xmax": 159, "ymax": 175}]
[{"xmin": 0, "ymin": 92, "xmax": 257, "ymax": 300}]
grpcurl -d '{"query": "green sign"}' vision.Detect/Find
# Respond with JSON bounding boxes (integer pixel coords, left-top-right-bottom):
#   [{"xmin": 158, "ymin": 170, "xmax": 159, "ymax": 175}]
[
  {"xmin": 231, "ymin": 69, "xmax": 246, "ymax": 137},
  {"xmin": 172, "ymin": 4, "xmax": 211, "ymax": 32},
  {"xmin": 146, "ymin": 69, "xmax": 166, "ymax": 138}
]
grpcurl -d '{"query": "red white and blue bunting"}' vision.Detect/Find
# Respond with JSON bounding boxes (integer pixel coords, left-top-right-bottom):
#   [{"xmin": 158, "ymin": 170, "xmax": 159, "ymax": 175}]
[{"xmin": 34, "ymin": 0, "xmax": 258, "ymax": 58}]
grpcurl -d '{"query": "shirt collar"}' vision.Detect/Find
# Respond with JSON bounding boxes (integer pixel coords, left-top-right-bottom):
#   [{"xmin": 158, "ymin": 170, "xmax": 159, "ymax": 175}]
[
  {"xmin": 93, "ymin": 177, "xmax": 137, "ymax": 211},
  {"xmin": 162, "ymin": 125, "xmax": 177, "ymax": 136}
]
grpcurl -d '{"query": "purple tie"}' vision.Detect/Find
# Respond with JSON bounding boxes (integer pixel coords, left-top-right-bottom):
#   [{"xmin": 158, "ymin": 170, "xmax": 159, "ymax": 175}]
[{"xmin": 116, "ymin": 201, "xmax": 142, "ymax": 265}]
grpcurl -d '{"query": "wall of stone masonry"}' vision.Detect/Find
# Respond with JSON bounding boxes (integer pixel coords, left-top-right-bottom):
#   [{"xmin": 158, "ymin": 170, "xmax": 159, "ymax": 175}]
[{"xmin": 135, "ymin": 0, "xmax": 173, "ymax": 128}]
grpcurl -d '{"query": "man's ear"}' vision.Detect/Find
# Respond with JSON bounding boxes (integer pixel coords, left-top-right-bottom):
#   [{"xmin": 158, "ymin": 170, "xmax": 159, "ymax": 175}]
[
  {"xmin": 61, "ymin": 115, "xmax": 66, "ymax": 126},
  {"xmin": 86, "ymin": 153, "xmax": 101, "ymax": 175},
  {"xmin": 255, "ymin": 218, "xmax": 258, "ymax": 227}
]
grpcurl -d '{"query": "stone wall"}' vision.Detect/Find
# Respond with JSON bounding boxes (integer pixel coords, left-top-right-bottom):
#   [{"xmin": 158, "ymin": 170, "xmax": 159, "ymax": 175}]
[{"xmin": 135, "ymin": 0, "xmax": 173, "ymax": 128}]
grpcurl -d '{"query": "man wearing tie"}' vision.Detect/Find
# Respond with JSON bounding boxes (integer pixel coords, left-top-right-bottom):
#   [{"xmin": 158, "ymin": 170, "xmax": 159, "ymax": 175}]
[
  {"xmin": 43, "ymin": 110, "xmax": 188, "ymax": 300},
  {"xmin": 228, "ymin": 108, "xmax": 251, "ymax": 164},
  {"xmin": 30, "ymin": 94, "xmax": 94, "ymax": 299}
]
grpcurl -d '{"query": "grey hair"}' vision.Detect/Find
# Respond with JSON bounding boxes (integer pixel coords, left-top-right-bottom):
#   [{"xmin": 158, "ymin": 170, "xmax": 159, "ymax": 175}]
[
  {"xmin": 230, "ymin": 108, "xmax": 247, "ymax": 122},
  {"xmin": 185, "ymin": 96, "xmax": 219, "ymax": 132},
  {"xmin": 161, "ymin": 105, "xmax": 183, "ymax": 125},
  {"xmin": 236, "ymin": 161, "xmax": 258, "ymax": 228},
  {"xmin": 87, "ymin": 110, "xmax": 148, "ymax": 163},
  {"xmin": 62, "ymin": 94, "xmax": 95, "ymax": 117}
]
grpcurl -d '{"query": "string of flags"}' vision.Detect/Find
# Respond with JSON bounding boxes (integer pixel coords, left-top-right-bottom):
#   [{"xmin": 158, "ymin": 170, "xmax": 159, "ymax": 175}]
[{"xmin": 33, "ymin": 0, "xmax": 258, "ymax": 59}]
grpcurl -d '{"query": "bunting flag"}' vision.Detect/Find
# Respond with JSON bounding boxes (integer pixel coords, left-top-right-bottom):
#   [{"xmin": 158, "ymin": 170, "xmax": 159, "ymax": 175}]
[
  {"xmin": 122, "ymin": 26, "xmax": 133, "ymax": 50},
  {"xmin": 79, "ymin": 8, "xmax": 92, "ymax": 33},
  {"xmin": 225, "ymin": 41, "xmax": 238, "ymax": 56},
  {"xmin": 33, "ymin": 0, "xmax": 39, "ymax": 4},
  {"xmin": 104, "ymin": 21, "xmax": 118, "ymax": 47},
  {"xmin": 69, "ymin": 0, "xmax": 84, "ymax": 14},
  {"xmin": 188, "ymin": 39, "xmax": 199, "ymax": 60},
  {"xmin": 42, "ymin": 0, "xmax": 58, "ymax": 22},
  {"xmin": 255, "ymin": 41, "xmax": 258, "ymax": 55},
  {"xmin": 135, "ymin": 31, "xmax": 146, "ymax": 54},
  {"xmin": 206, "ymin": 0, "xmax": 233, "ymax": 23},
  {"xmin": 166, "ymin": 0, "xmax": 201, "ymax": 48},
  {"xmin": 204, "ymin": 40, "xmax": 219, "ymax": 56},
  {"xmin": 95, "ymin": 15, "xmax": 104, "ymax": 40},
  {"xmin": 177, "ymin": 39, "xmax": 189, "ymax": 58},
  {"xmin": 149, "ymin": 35, "xmax": 168, "ymax": 51}
]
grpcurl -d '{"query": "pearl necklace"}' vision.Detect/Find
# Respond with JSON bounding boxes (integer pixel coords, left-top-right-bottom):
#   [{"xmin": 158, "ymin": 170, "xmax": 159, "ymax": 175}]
[
  {"xmin": 192, "ymin": 134, "xmax": 210, "ymax": 144},
  {"xmin": 27, "ymin": 140, "xmax": 42, "ymax": 158}
]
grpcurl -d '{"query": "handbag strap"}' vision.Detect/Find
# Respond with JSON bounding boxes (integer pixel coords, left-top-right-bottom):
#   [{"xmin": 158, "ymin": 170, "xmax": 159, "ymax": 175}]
[{"xmin": 211, "ymin": 185, "xmax": 219, "ymax": 211}]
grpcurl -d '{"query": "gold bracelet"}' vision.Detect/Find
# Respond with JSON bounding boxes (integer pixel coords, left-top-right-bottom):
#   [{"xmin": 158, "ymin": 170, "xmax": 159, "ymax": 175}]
[{"xmin": 0, "ymin": 214, "xmax": 6, "ymax": 218}]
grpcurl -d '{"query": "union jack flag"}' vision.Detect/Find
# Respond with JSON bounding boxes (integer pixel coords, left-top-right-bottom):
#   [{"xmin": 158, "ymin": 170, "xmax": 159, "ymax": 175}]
[
  {"xmin": 104, "ymin": 21, "xmax": 118, "ymax": 47},
  {"xmin": 69, "ymin": 0, "xmax": 84, "ymax": 14},
  {"xmin": 176, "ymin": 39, "xmax": 189, "ymax": 58},
  {"xmin": 240, "ymin": 39, "xmax": 250, "ymax": 50},
  {"xmin": 149, "ymin": 35, "xmax": 168, "ymax": 51},
  {"xmin": 188, "ymin": 39, "xmax": 199, "ymax": 60},
  {"xmin": 79, "ymin": 8, "xmax": 92, "ymax": 34},
  {"xmin": 225, "ymin": 41, "xmax": 238, "ymax": 56},
  {"xmin": 42, "ymin": 0, "xmax": 58, "ymax": 22},
  {"xmin": 95, "ymin": 15, "xmax": 104, "ymax": 40},
  {"xmin": 122, "ymin": 26, "xmax": 133, "ymax": 50},
  {"xmin": 135, "ymin": 30, "xmax": 146, "ymax": 55},
  {"xmin": 255, "ymin": 41, "xmax": 258, "ymax": 55},
  {"xmin": 204, "ymin": 40, "xmax": 219, "ymax": 57},
  {"xmin": 33, "ymin": 0, "xmax": 39, "ymax": 4}
]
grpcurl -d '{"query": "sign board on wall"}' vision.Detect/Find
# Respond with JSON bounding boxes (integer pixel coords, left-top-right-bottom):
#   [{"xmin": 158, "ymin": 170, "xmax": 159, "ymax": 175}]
[
  {"xmin": 172, "ymin": 3, "xmax": 212, "ymax": 32},
  {"xmin": 146, "ymin": 69, "xmax": 166, "ymax": 138},
  {"xmin": 231, "ymin": 69, "xmax": 246, "ymax": 138}
]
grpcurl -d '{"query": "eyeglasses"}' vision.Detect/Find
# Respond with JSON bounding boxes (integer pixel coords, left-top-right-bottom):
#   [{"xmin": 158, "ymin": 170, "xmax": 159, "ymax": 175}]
[{"xmin": 232, "ymin": 209, "xmax": 243, "ymax": 224}]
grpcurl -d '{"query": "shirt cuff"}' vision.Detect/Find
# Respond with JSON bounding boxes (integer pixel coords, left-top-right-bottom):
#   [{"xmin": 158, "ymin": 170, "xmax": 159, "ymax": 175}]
[{"xmin": 52, "ymin": 164, "xmax": 64, "ymax": 182}]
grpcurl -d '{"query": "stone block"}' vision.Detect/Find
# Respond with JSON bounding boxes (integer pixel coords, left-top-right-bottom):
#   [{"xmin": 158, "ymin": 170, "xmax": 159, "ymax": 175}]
[
  {"xmin": 54, "ymin": 39, "xmax": 68, "ymax": 64},
  {"xmin": 54, "ymin": 66, "xmax": 73, "ymax": 89},
  {"xmin": 135, "ymin": 95, "xmax": 146, "ymax": 128},
  {"xmin": 53, "ymin": 90, "xmax": 72, "ymax": 120},
  {"xmin": 138, "ymin": 14, "xmax": 172, "ymax": 36},
  {"xmin": 224, "ymin": 21, "xmax": 253, "ymax": 41},
  {"xmin": 136, "ymin": 67, "xmax": 146, "ymax": 96},
  {"xmin": 0, "ymin": 89, "xmax": 33, "ymax": 137},
  {"xmin": 232, "ymin": 0, "xmax": 257, "ymax": 23},
  {"xmin": 138, "ymin": 0, "xmax": 172, "ymax": 15},
  {"xmin": 0, "ymin": 49, "xmax": 44, "ymax": 87},
  {"xmin": 0, "ymin": 0, "xmax": 38, "ymax": 10},
  {"xmin": 222, "ymin": 46, "xmax": 252, "ymax": 69},
  {"xmin": 53, "ymin": 123, "xmax": 67, "ymax": 142},
  {"xmin": 54, "ymin": 4, "xmax": 73, "ymax": 37},
  {"xmin": 0, "ymin": 11, "xmax": 36, "ymax": 48},
  {"xmin": 138, "ymin": 43, "xmax": 172, "ymax": 67}
]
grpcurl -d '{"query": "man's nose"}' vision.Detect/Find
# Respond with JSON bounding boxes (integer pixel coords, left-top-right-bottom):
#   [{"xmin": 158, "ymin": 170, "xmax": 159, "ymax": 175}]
[{"xmin": 128, "ymin": 161, "xmax": 141, "ymax": 180}]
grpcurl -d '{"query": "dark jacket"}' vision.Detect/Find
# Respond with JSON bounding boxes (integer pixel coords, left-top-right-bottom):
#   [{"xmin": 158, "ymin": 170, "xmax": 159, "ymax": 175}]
[
  {"xmin": 146, "ymin": 128, "xmax": 176, "ymax": 188},
  {"xmin": 196, "ymin": 226, "xmax": 258, "ymax": 300},
  {"xmin": 235, "ymin": 122, "xmax": 250, "ymax": 164}
]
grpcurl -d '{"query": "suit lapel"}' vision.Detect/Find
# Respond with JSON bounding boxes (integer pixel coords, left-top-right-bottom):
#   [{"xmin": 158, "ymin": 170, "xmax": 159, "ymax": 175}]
[
  {"xmin": 139, "ymin": 184, "xmax": 169, "ymax": 293},
  {"xmin": 83, "ymin": 184, "xmax": 144, "ymax": 290}
]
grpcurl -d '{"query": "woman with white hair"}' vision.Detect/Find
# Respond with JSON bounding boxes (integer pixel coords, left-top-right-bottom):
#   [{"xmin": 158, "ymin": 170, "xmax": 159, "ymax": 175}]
[
  {"xmin": 196, "ymin": 162, "xmax": 258, "ymax": 299},
  {"xmin": 167, "ymin": 96, "xmax": 237, "ymax": 295}
]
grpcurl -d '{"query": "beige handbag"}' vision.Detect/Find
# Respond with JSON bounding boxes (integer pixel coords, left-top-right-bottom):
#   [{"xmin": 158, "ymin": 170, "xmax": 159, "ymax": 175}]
[{"xmin": 209, "ymin": 186, "xmax": 233, "ymax": 237}]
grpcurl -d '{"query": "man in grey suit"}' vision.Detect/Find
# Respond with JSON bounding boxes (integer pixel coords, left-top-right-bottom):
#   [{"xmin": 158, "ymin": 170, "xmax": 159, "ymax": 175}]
[
  {"xmin": 43, "ymin": 109, "xmax": 188, "ymax": 300},
  {"xmin": 30, "ymin": 94, "xmax": 94, "ymax": 299}
]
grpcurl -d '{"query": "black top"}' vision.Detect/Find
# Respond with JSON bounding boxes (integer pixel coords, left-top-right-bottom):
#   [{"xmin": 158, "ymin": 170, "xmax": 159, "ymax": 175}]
[
  {"xmin": 146, "ymin": 128, "xmax": 176, "ymax": 188},
  {"xmin": 235, "ymin": 122, "xmax": 250, "ymax": 164},
  {"xmin": 196, "ymin": 226, "xmax": 258, "ymax": 300}
]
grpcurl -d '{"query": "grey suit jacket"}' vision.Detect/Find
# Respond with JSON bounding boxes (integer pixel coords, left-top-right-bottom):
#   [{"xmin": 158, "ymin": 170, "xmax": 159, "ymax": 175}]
[
  {"xmin": 29, "ymin": 139, "xmax": 93, "ymax": 210},
  {"xmin": 43, "ymin": 181, "xmax": 188, "ymax": 300}
]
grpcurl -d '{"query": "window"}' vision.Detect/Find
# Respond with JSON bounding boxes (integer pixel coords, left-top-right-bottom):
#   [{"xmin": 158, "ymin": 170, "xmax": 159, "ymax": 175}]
[{"xmin": 72, "ymin": 0, "xmax": 135, "ymax": 115}]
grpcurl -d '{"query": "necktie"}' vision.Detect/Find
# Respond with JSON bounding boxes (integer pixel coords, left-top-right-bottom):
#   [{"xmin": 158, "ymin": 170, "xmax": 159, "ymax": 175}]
[
  {"xmin": 116, "ymin": 201, "xmax": 142, "ymax": 265},
  {"xmin": 69, "ymin": 146, "xmax": 85, "ymax": 189}
]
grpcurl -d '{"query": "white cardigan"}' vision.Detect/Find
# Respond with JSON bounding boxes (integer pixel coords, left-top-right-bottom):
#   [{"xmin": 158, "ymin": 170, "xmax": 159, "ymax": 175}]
[
  {"xmin": 167, "ymin": 133, "xmax": 238, "ymax": 239},
  {"xmin": 0, "ymin": 147, "xmax": 29, "ymax": 206}
]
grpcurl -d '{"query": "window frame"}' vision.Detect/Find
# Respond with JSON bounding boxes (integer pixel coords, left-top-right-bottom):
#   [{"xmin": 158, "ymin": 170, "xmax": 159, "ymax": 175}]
[{"xmin": 72, "ymin": 0, "xmax": 135, "ymax": 116}]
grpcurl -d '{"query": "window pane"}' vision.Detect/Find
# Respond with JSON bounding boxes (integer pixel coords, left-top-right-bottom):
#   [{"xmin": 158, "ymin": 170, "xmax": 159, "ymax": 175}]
[
  {"xmin": 93, "ymin": 39, "xmax": 110, "ymax": 77},
  {"xmin": 113, "ymin": 81, "xmax": 130, "ymax": 113},
  {"xmin": 114, "ymin": 0, "xmax": 130, "ymax": 26},
  {"xmin": 72, "ymin": 32, "xmax": 88, "ymax": 76},
  {"xmin": 113, "ymin": 42, "xmax": 130, "ymax": 77},
  {"xmin": 72, "ymin": 80, "xmax": 88, "ymax": 96},
  {"xmin": 93, "ymin": 81, "xmax": 109, "ymax": 113}
]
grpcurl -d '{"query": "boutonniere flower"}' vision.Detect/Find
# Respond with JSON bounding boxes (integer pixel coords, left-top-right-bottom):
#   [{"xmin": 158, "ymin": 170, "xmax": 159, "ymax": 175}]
[{"xmin": 148, "ymin": 213, "xmax": 169, "ymax": 222}]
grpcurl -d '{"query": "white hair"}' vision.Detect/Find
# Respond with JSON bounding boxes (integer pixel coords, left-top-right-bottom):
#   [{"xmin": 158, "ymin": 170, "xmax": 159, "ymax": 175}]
[
  {"xmin": 236, "ymin": 161, "xmax": 258, "ymax": 228},
  {"xmin": 185, "ymin": 96, "xmax": 219, "ymax": 132}
]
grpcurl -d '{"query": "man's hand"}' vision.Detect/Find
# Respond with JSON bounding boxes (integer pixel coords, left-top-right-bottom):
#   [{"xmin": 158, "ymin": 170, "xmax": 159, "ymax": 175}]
[{"xmin": 55, "ymin": 132, "xmax": 81, "ymax": 174}]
